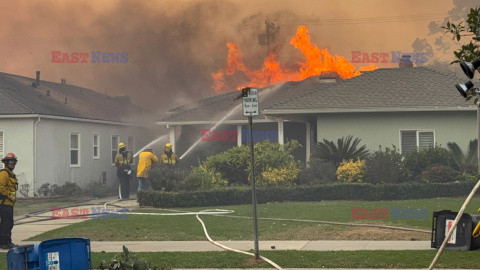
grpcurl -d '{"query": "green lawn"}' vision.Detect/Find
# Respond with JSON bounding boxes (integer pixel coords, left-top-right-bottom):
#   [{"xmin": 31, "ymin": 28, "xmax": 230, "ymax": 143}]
[
  {"xmin": 29, "ymin": 197, "xmax": 480, "ymax": 241},
  {"xmin": 3, "ymin": 250, "xmax": 480, "ymax": 269},
  {"xmin": 14, "ymin": 197, "xmax": 94, "ymax": 217}
]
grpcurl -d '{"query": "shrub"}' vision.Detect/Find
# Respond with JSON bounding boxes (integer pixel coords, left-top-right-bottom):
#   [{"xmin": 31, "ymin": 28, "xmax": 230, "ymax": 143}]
[
  {"xmin": 137, "ymin": 181, "xmax": 477, "ymax": 208},
  {"xmin": 179, "ymin": 165, "xmax": 228, "ymax": 191},
  {"xmin": 456, "ymin": 171, "xmax": 478, "ymax": 182},
  {"xmin": 86, "ymin": 181, "xmax": 115, "ymax": 198},
  {"xmin": 259, "ymin": 161, "xmax": 300, "ymax": 186},
  {"xmin": 51, "ymin": 182, "xmax": 83, "ymax": 196},
  {"xmin": 421, "ymin": 165, "xmax": 459, "ymax": 183},
  {"xmin": 312, "ymin": 135, "xmax": 369, "ymax": 166},
  {"xmin": 403, "ymin": 146, "xmax": 454, "ymax": 180},
  {"xmin": 447, "ymin": 139, "xmax": 478, "ymax": 174},
  {"xmin": 149, "ymin": 165, "xmax": 188, "ymax": 191},
  {"xmin": 336, "ymin": 159, "xmax": 367, "ymax": 183},
  {"xmin": 365, "ymin": 147, "xmax": 408, "ymax": 184},
  {"xmin": 38, "ymin": 183, "xmax": 52, "ymax": 197},
  {"xmin": 195, "ymin": 140, "xmax": 301, "ymax": 188},
  {"xmin": 296, "ymin": 161, "xmax": 336, "ymax": 185}
]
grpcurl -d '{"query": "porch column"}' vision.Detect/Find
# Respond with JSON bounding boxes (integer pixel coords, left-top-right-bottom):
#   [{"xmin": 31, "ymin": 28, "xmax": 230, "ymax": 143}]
[
  {"xmin": 278, "ymin": 121, "xmax": 284, "ymax": 145},
  {"xmin": 237, "ymin": 125, "xmax": 242, "ymax": 146},
  {"xmin": 306, "ymin": 122, "xmax": 311, "ymax": 164},
  {"xmin": 169, "ymin": 127, "xmax": 176, "ymax": 152}
]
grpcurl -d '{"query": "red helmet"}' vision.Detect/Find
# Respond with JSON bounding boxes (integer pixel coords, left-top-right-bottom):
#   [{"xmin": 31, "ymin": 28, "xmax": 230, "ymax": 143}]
[{"xmin": 2, "ymin": 153, "xmax": 17, "ymax": 163}]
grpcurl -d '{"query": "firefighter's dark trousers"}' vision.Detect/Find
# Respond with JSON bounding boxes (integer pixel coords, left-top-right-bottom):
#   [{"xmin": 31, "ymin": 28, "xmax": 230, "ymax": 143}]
[
  {"xmin": 118, "ymin": 173, "xmax": 130, "ymax": 199},
  {"xmin": 0, "ymin": 205, "xmax": 13, "ymax": 245}
]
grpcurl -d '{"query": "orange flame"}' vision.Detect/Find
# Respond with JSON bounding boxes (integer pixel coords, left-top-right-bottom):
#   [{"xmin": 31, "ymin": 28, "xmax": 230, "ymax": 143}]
[{"xmin": 212, "ymin": 26, "xmax": 378, "ymax": 93}]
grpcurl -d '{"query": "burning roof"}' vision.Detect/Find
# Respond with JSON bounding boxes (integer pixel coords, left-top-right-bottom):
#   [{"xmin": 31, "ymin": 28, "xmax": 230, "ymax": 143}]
[{"xmin": 212, "ymin": 25, "xmax": 377, "ymax": 93}]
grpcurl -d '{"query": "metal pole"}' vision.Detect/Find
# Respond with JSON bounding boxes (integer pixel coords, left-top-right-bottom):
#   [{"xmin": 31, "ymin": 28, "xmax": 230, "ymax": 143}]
[{"xmin": 249, "ymin": 116, "xmax": 260, "ymax": 259}]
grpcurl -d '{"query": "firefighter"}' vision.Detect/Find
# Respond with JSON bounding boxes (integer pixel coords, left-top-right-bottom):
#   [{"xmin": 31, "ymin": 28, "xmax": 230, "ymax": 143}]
[
  {"xmin": 136, "ymin": 148, "xmax": 158, "ymax": 191},
  {"xmin": 0, "ymin": 153, "xmax": 18, "ymax": 249},
  {"xmin": 160, "ymin": 143, "xmax": 180, "ymax": 169},
  {"xmin": 114, "ymin": 143, "xmax": 133, "ymax": 200}
]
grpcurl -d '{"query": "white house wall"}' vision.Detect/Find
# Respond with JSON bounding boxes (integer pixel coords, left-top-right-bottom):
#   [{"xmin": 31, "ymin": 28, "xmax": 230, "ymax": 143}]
[
  {"xmin": 316, "ymin": 111, "xmax": 476, "ymax": 151},
  {"xmin": 0, "ymin": 118, "xmax": 34, "ymax": 196},
  {"xmin": 35, "ymin": 118, "xmax": 155, "ymax": 192}
]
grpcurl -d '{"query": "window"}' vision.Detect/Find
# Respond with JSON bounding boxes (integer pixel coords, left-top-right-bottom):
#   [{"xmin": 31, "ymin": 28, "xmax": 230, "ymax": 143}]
[
  {"xmin": 112, "ymin": 135, "xmax": 119, "ymax": 164},
  {"xmin": 93, "ymin": 134, "xmax": 100, "ymax": 159},
  {"xmin": 400, "ymin": 130, "xmax": 435, "ymax": 154},
  {"xmin": 0, "ymin": 131, "xmax": 3, "ymax": 170},
  {"xmin": 70, "ymin": 133, "xmax": 80, "ymax": 166}
]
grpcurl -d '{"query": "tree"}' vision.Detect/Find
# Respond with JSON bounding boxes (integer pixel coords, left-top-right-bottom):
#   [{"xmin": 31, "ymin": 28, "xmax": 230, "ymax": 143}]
[
  {"xmin": 443, "ymin": 7, "xmax": 480, "ymax": 104},
  {"xmin": 447, "ymin": 139, "xmax": 478, "ymax": 174},
  {"xmin": 442, "ymin": 7, "xmax": 480, "ymax": 64}
]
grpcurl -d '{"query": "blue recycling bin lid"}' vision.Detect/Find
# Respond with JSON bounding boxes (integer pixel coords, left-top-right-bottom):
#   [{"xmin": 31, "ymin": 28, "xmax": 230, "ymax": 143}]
[{"xmin": 38, "ymin": 238, "xmax": 91, "ymax": 270}]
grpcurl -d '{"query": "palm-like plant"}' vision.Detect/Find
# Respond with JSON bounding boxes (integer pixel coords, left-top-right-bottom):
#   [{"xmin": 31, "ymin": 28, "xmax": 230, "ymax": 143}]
[
  {"xmin": 447, "ymin": 139, "xmax": 478, "ymax": 174},
  {"xmin": 312, "ymin": 135, "xmax": 369, "ymax": 166}
]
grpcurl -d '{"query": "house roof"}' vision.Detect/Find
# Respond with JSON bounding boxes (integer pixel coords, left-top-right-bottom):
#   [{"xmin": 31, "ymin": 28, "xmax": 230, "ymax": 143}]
[
  {"xmin": 264, "ymin": 66, "xmax": 475, "ymax": 114},
  {"xmin": 0, "ymin": 72, "xmax": 150, "ymax": 124},
  {"xmin": 158, "ymin": 66, "xmax": 475, "ymax": 125},
  {"xmin": 158, "ymin": 75, "xmax": 338, "ymax": 125}
]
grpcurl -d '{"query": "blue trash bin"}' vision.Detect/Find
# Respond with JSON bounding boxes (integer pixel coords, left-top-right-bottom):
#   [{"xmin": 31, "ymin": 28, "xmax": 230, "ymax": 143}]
[
  {"xmin": 6, "ymin": 238, "xmax": 91, "ymax": 270},
  {"xmin": 7, "ymin": 245, "xmax": 40, "ymax": 270}
]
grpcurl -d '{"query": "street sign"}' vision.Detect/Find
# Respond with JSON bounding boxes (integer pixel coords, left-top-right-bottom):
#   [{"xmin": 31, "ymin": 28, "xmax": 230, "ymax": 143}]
[{"xmin": 242, "ymin": 88, "xmax": 258, "ymax": 116}]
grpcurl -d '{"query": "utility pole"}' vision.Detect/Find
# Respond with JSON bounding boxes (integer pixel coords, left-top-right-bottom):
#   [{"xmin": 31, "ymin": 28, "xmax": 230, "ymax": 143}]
[{"xmin": 258, "ymin": 20, "xmax": 280, "ymax": 56}]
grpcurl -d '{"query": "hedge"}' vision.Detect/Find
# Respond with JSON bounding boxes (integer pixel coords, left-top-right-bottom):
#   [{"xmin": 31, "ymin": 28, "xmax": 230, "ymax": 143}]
[{"xmin": 137, "ymin": 181, "xmax": 477, "ymax": 208}]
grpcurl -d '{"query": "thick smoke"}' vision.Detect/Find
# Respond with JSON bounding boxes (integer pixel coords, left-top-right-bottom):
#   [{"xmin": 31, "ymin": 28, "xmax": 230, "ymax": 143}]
[{"xmin": 0, "ymin": 0, "xmax": 454, "ymax": 113}]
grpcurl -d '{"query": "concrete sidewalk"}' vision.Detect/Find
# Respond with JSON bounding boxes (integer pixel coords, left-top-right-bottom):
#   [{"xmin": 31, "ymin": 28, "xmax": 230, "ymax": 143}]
[{"xmin": 10, "ymin": 240, "xmax": 433, "ymax": 253}]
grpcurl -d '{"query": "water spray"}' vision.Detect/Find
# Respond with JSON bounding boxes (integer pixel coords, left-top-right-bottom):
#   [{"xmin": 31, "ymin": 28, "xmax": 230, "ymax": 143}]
[
  {"xmin": 179, "ymin": 83, "xmax": 284, "ymax": 160},
  {"xmin": 133, "ymin": 134, "xmax": 169, "ymax": 158}
]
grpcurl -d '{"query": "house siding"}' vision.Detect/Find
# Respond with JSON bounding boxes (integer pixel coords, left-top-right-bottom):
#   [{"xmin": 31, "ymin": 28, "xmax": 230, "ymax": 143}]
[
  {"xmin": 0, "ymin": 118, "xmax": 34, "ymax": 196},
  {"xmin": 316, "ymin": 111, "xmax": 476, "ymax": 152},
  {"xmin": 35, "ymin": 118, "xmax": 155, "ymax": 190}
]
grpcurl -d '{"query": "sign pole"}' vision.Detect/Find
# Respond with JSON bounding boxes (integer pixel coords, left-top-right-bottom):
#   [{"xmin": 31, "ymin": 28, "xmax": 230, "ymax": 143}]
[
  {"xmin": 238, "ymin": 87, "xmax": 260, "ymax": 260},
  {"xmin": 249, "ymin": 115, "xmax": 260, "ymax": 259}
]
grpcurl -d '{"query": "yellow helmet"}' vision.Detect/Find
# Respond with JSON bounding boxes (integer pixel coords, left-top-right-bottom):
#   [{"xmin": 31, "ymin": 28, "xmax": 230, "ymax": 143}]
[
  {"xmin": 119, "ymin": 142, "xmax": 126, "ymax": 148},
  {"xmin": 165, "ymin": 143, "xmax": 172, "ymax": 148}
]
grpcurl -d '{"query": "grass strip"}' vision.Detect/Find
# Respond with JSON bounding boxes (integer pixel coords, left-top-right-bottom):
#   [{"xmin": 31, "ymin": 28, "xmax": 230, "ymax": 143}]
[{"xmin": 89, "ymin": 250, "xmax": 480, "ymax": 268}]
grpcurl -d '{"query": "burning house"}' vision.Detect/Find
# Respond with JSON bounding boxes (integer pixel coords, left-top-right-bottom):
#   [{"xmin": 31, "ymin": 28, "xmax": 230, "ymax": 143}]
[{"xmin": 158, "ymin": 64, "xmax": 476, "ymax": 164}]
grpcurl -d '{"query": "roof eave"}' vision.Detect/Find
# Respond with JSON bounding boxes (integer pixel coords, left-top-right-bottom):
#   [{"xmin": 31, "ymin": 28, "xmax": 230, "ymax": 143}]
[{"xmin": 262, "ymin": 107, "xmax": 477, "ymax": 114}]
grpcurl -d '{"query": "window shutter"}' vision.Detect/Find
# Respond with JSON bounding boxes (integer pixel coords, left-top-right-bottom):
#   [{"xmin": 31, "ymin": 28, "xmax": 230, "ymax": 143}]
[
  {"xmin": 0, "ymin": 131, "xmax": 3, "ymax": 169},
  {"xmin": 418, "ymin": 131, "xmax": 434, "ymax": 149},
  {"xmin": 401, "ymin": 130, "xmax": 416, "ymax": 154}
]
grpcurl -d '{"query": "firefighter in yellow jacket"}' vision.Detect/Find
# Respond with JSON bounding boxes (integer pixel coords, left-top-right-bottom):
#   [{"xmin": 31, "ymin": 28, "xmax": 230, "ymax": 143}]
[
  {"xmin": 160, "ymin": 143, "xmax": 180, "ymax": 169},
  {"xmin": 0, "ymin": 153, "xmax": 18, "ymax": 249},
  {"xmin": 136, "ymin": 148, "xmax": 158, "ymax": 191},
  {"xmin": 114, "ymin": 143, "xmax": 133, "ymax": 200}
]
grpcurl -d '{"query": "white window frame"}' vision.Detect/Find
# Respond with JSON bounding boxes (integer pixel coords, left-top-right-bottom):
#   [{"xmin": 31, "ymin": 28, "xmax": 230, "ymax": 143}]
[
  {"xmin": 70, "ymin": 132, "xmax": 81, "ymax": 167},
  {"xmin": 111, "ymin": 135, "xmax": 119, "ymax": 165},
  {"xmin": 0, "ymin": 131, "xmax": 4, "ymax": 170},
  {"xmin": 93, "ymin": 133, "xmax": 100, "ymax": 159},
  {"xmin": 399, "ymin": 129, "xmax": 436, "ymax": 154}
]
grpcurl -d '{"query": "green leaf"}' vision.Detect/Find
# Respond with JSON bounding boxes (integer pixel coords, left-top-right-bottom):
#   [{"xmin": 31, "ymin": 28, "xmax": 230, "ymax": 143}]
[
  {"xmin": 474, "ymin": 98, "xmax": 478, "ymax": 104},
  {"xmin": 466, "ymin": 96, "xmax": 473, "ymax": 101}
]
